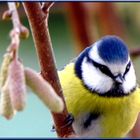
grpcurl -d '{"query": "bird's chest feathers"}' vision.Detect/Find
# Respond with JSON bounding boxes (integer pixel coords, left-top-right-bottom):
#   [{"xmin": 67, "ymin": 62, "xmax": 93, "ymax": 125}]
[
  {"xmin": 59, "ymin": 63, "xmax": 140, "ymax": 137},
  {"xmin": 65, "ymin": 80, "xmax": 140, "ymax": 137},
  {"xmin": 70, "ymin": 91, "xmax": 140, "ymax": 137},
  {"xmin": 101, "ymin": 101, "xmax": 139, "ymax": 136},
  {"xmin": 65, "ymin": 82, "xmax": 140, "ymax": 117}
]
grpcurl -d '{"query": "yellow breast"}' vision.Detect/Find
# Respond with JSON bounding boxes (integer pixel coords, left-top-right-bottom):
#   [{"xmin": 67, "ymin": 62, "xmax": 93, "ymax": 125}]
[{"xmin": 58, "ymin": 63, "xmax": 140, "ymax": 137}]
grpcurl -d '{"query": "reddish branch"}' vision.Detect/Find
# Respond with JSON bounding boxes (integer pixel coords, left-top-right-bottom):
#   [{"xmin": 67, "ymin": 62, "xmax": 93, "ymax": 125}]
[
  {"xmin": 41, "ymin": 2, "xmax": 55, "ymax": 14},
  {"xmin": 23, "ymin": 2, "xmax": 74, "ymax": 137},
  {"xmin": 65, "ymin": 2, "xmax": 94, "ymax": 52},
  {"xmin": 130, "ymin": 114, "xmax": 140, "ymax": 138}
]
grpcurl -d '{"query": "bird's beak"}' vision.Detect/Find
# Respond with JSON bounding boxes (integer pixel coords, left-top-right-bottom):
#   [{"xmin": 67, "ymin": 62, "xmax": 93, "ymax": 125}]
[{"xmin": 114, "ymin": 74, "xmax": 124, "ymax": 84}]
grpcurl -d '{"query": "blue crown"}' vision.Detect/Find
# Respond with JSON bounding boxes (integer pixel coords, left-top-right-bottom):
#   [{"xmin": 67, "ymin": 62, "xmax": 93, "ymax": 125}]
[{"xmin": 98, "ymin": 36, "xmax": 129, "ymax": 64}]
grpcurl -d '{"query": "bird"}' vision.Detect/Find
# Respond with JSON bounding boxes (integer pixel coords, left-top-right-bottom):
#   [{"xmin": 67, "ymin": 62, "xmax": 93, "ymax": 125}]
[{"xmin": 58, "ymin": 35, "xmax": 140, "ymax": 138}]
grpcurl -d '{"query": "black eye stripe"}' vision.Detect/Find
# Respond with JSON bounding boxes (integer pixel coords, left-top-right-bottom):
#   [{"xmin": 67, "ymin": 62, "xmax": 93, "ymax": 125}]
[
  {"xmin": 86, "ymin": 56, "xmax": 114, "ymax": 79},
  {"xmin": 123, "ymin": 61, "xmax": 131, "ymax": 77}
]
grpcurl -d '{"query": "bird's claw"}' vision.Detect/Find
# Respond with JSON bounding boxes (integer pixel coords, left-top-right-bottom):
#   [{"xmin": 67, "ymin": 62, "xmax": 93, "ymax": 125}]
[
  {"xmin": 60, "ymin": 113, "xmax": 74, "ymax": 129},
  {"xmin": 51, "ymin": 125, "xmax": 56, "ymax": 132},
  {"xmin": 65, "ymin": 113, "xmax": 74, "ymax": 126},
  {"xmin": 51, "ymin": 114, "xmax": 74, "ymax": 131}
]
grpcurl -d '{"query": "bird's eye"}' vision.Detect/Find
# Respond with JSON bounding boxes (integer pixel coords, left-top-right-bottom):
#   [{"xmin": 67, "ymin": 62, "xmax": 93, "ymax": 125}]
[
  {"xmin": 126, "ymin": 62, "xmax": 131, "ymax": 71},
  {"xmin": 98, "ymin": 65, "xmax": 113, "ymax": 78},
  {"xmin": 99, "ymin": 65, "xmax": 107, "ymax": 72},
  {"xmin": 123, "ymin": 61, "xmax": 131, "ymax": 77},
  {"xmin": 87, "ymin": 56, "xmax": 114, "ymax": 79}
]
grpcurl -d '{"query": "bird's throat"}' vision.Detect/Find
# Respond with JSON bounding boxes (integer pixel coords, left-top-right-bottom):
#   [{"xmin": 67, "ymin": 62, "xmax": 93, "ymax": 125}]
[{"xmin": 84, "ymin": 83, "xmax": 136, "ymax": 98}]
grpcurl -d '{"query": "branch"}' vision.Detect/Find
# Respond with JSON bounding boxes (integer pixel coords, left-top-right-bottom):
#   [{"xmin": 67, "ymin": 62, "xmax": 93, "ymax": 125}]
[
  {"xmin": 6, "ymin": 2, "xmax": 29, "ymax": 54},
  {"xmin": 22, "ymin": 2, "xmax": 75, "ymax": 137},
  {"xmin": 130, "ymin": 113, "xmax": 140, "ymax": 138}
]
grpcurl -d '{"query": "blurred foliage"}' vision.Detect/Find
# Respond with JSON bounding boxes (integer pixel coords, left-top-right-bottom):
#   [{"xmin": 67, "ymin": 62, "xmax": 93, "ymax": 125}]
[{"xmin": 116, "ymin": 3, "xmax": 140, "ymax": 45}]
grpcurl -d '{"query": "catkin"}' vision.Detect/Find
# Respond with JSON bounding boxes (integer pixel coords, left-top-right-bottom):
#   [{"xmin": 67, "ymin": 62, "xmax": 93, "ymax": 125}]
[
  {"xmin": 0, "ymin": 53, "xmax": 13, "ymax": 88},
  {"xmin": 25, "ymin": 68, "xmax": 64, "ymax": 113},
  {"xmin": 0, "ymin": 79, "xmax": 16, "ymax": 120},
  {"xmin": 8, "ymin": 59, "xmax": 26, "ymax": 111}
]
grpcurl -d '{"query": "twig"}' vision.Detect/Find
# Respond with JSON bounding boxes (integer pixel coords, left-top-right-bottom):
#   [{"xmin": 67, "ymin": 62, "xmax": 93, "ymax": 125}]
[
  {"xmin": 7, "ymin": 2, "xmax": 29, "ymax": 56},
  {"xmin": 23, "ymin": 2, "xmax": 75, "ymax": 137},
  {"xmin": 8, "ymin": 2, "xmax": 21, "ymax": 30},
  {"xmin": 42, "ymin": 2, "xmax": 54, "ymax": 14},
  {"xmin": 40, "ymin": 2, "xmax": 54, "ymax": 25},
  {"xmin": 7, "ymin": 2, "xmax": 21, "ymax": 59},
  {"xmin": 130, "ymin": 48, "xmax": 140, "ymax": 58},
  {"xmin": 7, "ymin": 2, "xmax": 29, "ymax": 43}
]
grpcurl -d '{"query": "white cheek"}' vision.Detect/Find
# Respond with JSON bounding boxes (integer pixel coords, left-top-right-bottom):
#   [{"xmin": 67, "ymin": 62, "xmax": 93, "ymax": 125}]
[
  {"xmin": 123, "ymin": 64, "xmax": 136, "ymax": 93},
  {"xmin": 89, "ymin": 42, "xmax": 105, "ymax": 65},
  {"xmin": 81, "ymin": 58, "xmax": 113, "ymax": 93}
]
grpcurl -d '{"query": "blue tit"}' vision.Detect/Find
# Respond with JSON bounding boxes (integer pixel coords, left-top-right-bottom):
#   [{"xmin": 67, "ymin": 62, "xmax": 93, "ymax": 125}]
[{"xmin": 58, "ymin": 35, "xmax": 140, "ymax": 137}]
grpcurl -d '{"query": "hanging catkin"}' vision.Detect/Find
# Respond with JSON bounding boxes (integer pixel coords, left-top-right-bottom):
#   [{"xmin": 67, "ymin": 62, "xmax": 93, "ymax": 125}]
[
  {"xmin": 25, "ymin": 68, "xmax": 64, "ymax": 113},
  {"xmin": 8, "ymin": 59, "xmax": 26, "ymax": 111},
  {"xmin": 0, "ymin": 53, "xmax": 13, "ymax": 88},
  {"xmin": 0, "ymin": 79, "xmax": 16, "ymax": 119}
]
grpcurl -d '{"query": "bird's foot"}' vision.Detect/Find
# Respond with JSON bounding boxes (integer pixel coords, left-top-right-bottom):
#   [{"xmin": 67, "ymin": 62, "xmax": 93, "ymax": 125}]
[
  {"xmin": 51, "ymin": 125, "xmax": 56, "ymax": 132},
  {"xmin": 51, "ymin": 114, "xmax": 74, "ymax": 131},
  {"xmin": 65, "ymin": 113, "xmax": 74, "ymax": 126},
  {"xmin": 61, "ymin": 113, "xmax": 74, "ymax": 129}
]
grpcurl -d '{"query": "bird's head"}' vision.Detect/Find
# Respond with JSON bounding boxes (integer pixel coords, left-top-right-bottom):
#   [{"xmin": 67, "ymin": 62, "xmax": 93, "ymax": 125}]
[{"xmin": 75, "ymin": 35, "xmax": 136, "ymax": 97}]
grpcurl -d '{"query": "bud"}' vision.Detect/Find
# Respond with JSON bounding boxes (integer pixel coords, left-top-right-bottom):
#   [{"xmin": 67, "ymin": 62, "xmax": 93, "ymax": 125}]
[
  {"xmin": 0, "ymin": 53, "xmax": 13, "ymax": 88},
  {"xmin": 2, "ymin": 10, "xmax": 12, "ymax": 21},
  {"xmin": 20, "ymin": 25, "xmax": 29, "ymax": 39},
  {"xmin": 8, "ymin": 59, "xmax": 26, "ymax": 111},
  {"xmin": 25, "ymin": 68, "xmax": 64, "ymax": 113},
  {"xmin": 0, "ymin": 79, "xmax": 16, "ymax": 120},
  {"xmin": 16, "ymin": 2, "xmax": 20, "ymax": 8}
]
